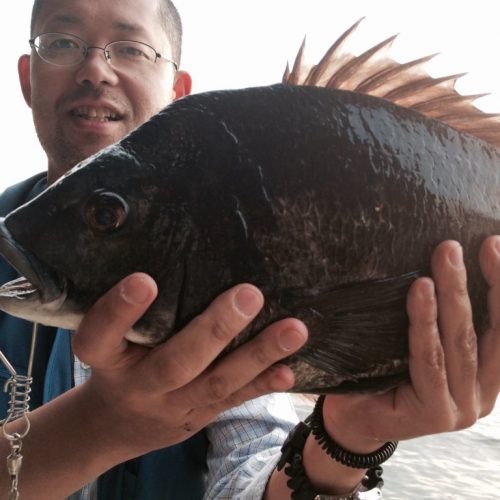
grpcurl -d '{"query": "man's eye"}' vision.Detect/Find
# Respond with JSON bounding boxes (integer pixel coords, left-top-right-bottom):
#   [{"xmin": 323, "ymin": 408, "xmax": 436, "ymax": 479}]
[
  {"xmin": 49, "ymin": 38, "xmax": 79, "ymax": 50},
  {"xmin": 122, "ymin": 46, "xmax": 144, "ymax": 58},
  {"xmin": 115, "ymin": 44, "xmax": 154, "ymax": 61}
]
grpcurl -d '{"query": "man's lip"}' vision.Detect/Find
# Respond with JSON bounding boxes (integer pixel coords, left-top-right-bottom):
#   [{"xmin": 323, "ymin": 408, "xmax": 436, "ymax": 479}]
[
  {"xmin": 69, "ymin": 112, "xmax": 122, "ymax": 126},
  {"xmin": 66, "ymin": 100, "xmax": 125, "ymax": 119},
  {"xmin": 69, "ymin": 115, "xmax": 122, "ymax": 131}
]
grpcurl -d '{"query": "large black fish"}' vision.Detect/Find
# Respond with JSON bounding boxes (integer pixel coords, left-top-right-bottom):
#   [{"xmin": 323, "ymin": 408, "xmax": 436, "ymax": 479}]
[{"xmin": 0, "ymin": 21, "xmax": 499, "ymax": 394}]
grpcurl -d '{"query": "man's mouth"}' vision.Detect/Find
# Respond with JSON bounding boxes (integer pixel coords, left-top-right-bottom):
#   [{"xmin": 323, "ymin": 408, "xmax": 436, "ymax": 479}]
[{"xmin": 71, "ymin": 106, "xmax": 122, "ymax": 122}]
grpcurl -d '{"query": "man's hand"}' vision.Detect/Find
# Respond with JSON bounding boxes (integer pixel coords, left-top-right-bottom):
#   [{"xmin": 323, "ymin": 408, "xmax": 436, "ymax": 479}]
[
  {"xmin": 321, "ymin": 236, "xmax": 500, "ymax": 452},
  {"xmin": 265, "ymin": 236, "xmax": 500, "ymax": 499},
  {"xmin": 72, "ymin": 276, "xmax": 308, "ymax": 458},
  {"xmin": 1, "ymin": 278, "xmax": 307, "ymax": 499}
]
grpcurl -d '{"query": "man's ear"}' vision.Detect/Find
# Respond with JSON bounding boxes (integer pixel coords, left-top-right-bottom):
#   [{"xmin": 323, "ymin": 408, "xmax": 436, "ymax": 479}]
[
  {"xmin": 172, "ymin": 70, "xmax": 192, "ymax": 100},
  {"xmin": 18, "ymin": 54, "xmax": 32, "ymax": 108}
]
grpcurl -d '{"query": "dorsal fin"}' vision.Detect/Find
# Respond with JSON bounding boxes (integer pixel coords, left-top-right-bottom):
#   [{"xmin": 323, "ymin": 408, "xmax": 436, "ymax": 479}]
[
  {"xmin": 303, "ymin": 17, "xmax": 365, "ymax": 86},
  {"xmin": 283, "ymin": 18, "xmax": 500, "ymax": 148}
]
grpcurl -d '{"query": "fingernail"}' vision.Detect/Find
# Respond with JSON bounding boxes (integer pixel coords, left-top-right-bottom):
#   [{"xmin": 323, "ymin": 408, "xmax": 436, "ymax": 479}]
[
  {"xmin": 269, "ymin": 364, "xmax": 295, "ymax": 391},
  {"xmin": 494, "ymin": 237, "xmax": 500, "ymax": 256},
  {"xmin": 233, "ymin": 287, "xmax": 262, "ymax": 317},
  {"xmin": 419, "ymin": 278, "xmax": 435, "ymax": 300},
  {"xmin": 120, "ymin": 275, "xmax": 152, "ymax": 304},
  {"xmin": 279, "ymin": 328, "xmax": 306, "ymax": 352},
  {"xmin": 448, "ymin": 244, "xmax": 463, "ymax": 268}
]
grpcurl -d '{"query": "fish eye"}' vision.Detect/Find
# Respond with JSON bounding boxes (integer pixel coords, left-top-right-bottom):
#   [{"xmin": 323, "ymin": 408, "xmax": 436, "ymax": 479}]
[{"xmin": 84, "ymin": 191, "xmax": 129, "ymax": 232}]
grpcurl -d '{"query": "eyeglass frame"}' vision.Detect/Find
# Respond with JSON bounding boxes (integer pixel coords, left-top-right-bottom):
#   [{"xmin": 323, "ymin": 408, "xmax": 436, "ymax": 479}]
[{"xmin": 29, "ymin": 32, "xmax": 179, "ymax": 71}]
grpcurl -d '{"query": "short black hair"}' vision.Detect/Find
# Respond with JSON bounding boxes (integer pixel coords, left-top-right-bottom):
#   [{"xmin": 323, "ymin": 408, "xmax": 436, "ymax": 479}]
[
  {"xmin": 30, "ymin": 0, "xmax": 183, "ymax": 64},
  {"xmin": 158, "ymin": 0, "xmax": 182, "ymax": 64}
]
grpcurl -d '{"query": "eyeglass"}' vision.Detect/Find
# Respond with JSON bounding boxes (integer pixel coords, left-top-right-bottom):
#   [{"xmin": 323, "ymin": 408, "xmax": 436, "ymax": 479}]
[{"xmin": 29, "ymin": 32, "xmax": 178, "ymax": 71}]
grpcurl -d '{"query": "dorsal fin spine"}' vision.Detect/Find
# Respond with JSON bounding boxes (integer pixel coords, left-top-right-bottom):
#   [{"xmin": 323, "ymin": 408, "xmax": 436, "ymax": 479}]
[{"xmin": 283, "ymin": 19, "xmax": 500, "ymax": 147}]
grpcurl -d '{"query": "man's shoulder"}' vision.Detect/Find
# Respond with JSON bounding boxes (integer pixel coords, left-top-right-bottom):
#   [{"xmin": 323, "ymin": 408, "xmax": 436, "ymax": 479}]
[{"xmin": 0, "ymin": 172, "xmax": 47, "ymax": 216}]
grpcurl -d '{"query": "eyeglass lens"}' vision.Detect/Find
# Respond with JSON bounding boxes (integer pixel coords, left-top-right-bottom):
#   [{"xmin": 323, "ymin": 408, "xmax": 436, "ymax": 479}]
[{"xmin": 33, "ymin": 33, "xmax": 160, "ymax": 69}]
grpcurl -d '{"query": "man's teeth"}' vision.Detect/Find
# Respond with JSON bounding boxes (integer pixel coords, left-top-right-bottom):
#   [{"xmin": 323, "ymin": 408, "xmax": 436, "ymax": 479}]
[{"xmin": 73, "ymin": 106, "xmax": 120, "ymax": 121}]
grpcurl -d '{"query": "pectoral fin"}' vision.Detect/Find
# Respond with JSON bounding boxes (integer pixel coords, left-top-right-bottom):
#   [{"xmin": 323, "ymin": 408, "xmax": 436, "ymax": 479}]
[{"xmin": 278, "ymin": 272, "xmax": 420, "ymax": 393}]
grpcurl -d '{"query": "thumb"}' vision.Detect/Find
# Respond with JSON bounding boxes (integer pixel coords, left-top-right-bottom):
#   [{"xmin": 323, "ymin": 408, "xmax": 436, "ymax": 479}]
[{"xmin": 72, "ymin": 273, "xmax": 158, "ymax": 368}]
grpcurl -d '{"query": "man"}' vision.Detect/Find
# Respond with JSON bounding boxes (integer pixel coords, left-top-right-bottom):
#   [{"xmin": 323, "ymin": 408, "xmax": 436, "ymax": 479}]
[{"xmin": 1, "ymin": 0, "xmax": 499, "ymax": 498}]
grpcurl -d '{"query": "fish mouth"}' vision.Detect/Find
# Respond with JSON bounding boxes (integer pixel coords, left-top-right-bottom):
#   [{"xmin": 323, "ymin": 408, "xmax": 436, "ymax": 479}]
[{"xmin": 0, "ymin": 218, "xmax": 65, "ymax": 304}]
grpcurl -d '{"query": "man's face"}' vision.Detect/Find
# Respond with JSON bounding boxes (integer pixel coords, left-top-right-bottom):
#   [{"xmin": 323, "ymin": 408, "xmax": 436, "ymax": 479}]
[{"xmin": 20, "ymin": 0, "xmax": 188, "ymax": 182}]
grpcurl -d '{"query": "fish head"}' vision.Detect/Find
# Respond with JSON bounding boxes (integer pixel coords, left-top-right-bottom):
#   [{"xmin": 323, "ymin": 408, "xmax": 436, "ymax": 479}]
[{"xmin": 0, "ymin": 140, "xmax": 192, "ymax": 345}]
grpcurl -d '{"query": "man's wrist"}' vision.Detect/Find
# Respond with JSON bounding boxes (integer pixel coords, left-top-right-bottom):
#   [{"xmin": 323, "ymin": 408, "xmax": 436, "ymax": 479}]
[
  {"xmin": 303, "ymin": 427, "xmax": 369, "ymax": 495},
  {"xmin": 320, "ymin": 398, "xmax": 383, "ymax": 455},
  {"xmin": 278, "ymin": 396, "xmax": 393, "ymax": 497},
  {"xmin": 278, "ymin": 427, "xmax": 383, "ymax": 497},
  {"xmin": 310, "ymin": 396, "xmax": 398, "ymax": 469}
]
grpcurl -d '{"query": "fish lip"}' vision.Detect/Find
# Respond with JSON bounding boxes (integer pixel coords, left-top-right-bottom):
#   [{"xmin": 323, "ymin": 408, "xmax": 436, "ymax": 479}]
[{"xmin": 0, "ymin": 218, "xmax": 65, "ymax": 303}]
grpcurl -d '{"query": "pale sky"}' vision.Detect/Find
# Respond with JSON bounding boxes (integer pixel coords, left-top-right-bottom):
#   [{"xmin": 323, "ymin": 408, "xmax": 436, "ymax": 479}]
[{"xmin": 2, "ymin": 1, "xmax": 500, "ymax": 190}]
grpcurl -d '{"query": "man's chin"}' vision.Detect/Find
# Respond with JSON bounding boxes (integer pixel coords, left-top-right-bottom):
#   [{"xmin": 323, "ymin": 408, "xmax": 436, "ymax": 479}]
[
  {"xmin": 67, "ymin": 136, "xmax": 120, "ymax": 161},
  {"xmin": 48, "ymin": 145, "xmax": 112, "ymax": 180}
]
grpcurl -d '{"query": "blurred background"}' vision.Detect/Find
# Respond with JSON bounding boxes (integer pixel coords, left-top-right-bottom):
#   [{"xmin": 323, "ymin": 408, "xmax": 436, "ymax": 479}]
[{"xmin": 3, "ymin": 1, "xmax": 500, "ymax": 188}]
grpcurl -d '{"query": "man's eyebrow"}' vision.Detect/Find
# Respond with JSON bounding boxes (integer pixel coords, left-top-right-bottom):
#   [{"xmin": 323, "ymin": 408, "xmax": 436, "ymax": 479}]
[
  {"xmin": 112, "ymin": 21, "xmax": 147, "ymax": 34},
  {"xmin": 51, "ymin": 14, "xmax": 83, "ymax": 27}
]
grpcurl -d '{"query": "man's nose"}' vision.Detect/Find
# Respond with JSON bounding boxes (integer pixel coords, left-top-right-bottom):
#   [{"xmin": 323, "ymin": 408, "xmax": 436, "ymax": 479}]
[{"xmin": 74, "ymin": 48, "xmax": 119, "ymax": 87}]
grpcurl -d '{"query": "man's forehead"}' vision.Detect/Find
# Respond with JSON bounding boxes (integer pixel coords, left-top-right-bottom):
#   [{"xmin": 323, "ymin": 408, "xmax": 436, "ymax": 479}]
[
  {"xmin": 46, "ymin": 13, "xmax": 149, "ymax": 35},
  {"xmin": 35, "ymin": 0, "xmax": 162, "ymax": 37}
]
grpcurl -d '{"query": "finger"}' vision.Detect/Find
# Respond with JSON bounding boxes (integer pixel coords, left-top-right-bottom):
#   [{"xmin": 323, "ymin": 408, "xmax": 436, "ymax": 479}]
[
  {"xmin": 135, "ymin": 284, "xmax": 264, "ymax": 393},
  {"xmin": 404, "ymin": 278, "xmax": 451, "ymax": 426},
  {"xmin": 177, "ymin": 318, "xmax": 307, "ymax": 408},
  {"xmin": 72, "ymin": 273, "xmax": 158, "ymax": 368},
  {"xmin": 208, "ymin": 364, "xmax": 296, "ymax": 414},
  {"xmin": 431, "ymin": 241, "xmax": 478, "ymax": 408},
  {"xmin": 406, "ymin": 277, "xmax": 449, "ymax": 407},
  {"xmin": 171, "ymin": 364, "xmax": 296, "ymax": 435},
  {"xmin": 478, "ymin": 236, "xmax": 500, "ymax": 411}
]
